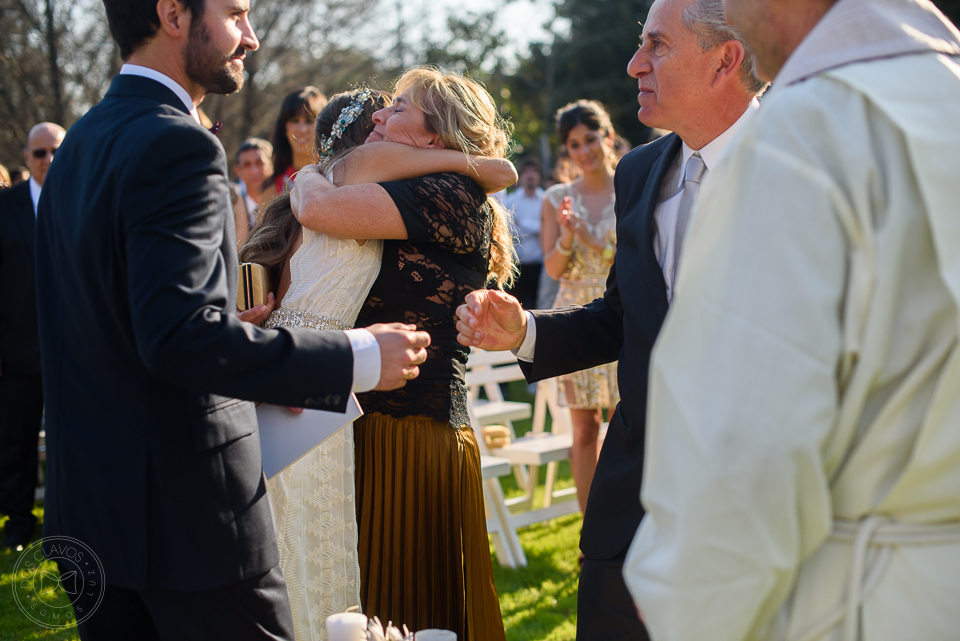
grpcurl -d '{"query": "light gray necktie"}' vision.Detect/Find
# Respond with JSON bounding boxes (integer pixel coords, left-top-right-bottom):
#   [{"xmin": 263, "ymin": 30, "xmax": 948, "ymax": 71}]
[{"xmin": 672, "ymin": 152, "xmax": 707, "ymax": 282}]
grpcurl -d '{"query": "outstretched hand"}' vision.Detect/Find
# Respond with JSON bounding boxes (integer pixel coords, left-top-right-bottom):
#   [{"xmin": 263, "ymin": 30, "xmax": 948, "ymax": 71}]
[{"xmin": 456, "ymin": 289, "xmax": 527, "ymax": 351}]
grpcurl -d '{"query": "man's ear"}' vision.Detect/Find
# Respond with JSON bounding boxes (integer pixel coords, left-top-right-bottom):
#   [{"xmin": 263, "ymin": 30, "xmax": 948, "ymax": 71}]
[
  {"xmin": 156, "ymin": 0, "xmax": 191, "ymax": 39},
  {"xmin": 712, "ymin": 40, "xmax": 746, "ymax": 87}
]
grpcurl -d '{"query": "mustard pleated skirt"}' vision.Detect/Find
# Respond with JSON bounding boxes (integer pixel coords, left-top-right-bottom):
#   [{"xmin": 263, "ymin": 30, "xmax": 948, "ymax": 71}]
[{"xmin": 354, "ymin": 413, "xmax": 506, "ymax": 641}]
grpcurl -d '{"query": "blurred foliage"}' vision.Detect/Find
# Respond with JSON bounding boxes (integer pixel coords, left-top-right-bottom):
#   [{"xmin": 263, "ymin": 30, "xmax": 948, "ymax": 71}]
[
  {"xmin": 2, "ymin": 0, "xmax": 958, "ymax": 177},
  {"xmin": 0, "ymin": 0, "xmax": 379, "ymax": 170}
]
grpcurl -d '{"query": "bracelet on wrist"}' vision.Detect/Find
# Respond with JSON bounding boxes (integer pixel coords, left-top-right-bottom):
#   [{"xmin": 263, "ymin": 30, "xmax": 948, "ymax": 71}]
[{"xmin": 555, "ymin": 238, "xmax": 573, "ymax": 256}]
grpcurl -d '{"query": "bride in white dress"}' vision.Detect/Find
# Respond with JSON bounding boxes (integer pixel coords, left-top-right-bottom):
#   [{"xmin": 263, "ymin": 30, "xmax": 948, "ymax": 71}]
[{"xmin": 239, "ymin": 87, "xmax": 517, "ymax": 641}]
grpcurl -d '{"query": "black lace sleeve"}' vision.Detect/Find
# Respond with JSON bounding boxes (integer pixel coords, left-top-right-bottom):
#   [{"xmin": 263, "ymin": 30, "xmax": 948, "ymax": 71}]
[{"xmin": 380, "ymin": 173, "xmax": 488, "ymax": 254}]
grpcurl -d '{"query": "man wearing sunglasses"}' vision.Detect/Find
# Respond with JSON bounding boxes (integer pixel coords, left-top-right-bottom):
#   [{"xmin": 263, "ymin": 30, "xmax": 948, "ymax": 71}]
[{"xmin": 0, "ymin": 121, "xmax": 64, "ymax": 551}]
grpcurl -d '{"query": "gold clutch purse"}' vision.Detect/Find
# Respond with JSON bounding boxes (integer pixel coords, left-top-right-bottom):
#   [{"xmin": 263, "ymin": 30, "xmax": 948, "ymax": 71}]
[{"xmin": 238, "ymin": 263, "xmax": 271, "ymax": 311}]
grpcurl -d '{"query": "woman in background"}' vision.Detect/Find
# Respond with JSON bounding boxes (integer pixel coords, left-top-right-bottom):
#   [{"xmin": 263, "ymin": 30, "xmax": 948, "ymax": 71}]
[
  {"xmin": 541, "ymin": 99, "xmax": 619, "ymax": 516},
  {"xmin": 260, "ymin": 86, "xmax": 327, "ymax": 202}
]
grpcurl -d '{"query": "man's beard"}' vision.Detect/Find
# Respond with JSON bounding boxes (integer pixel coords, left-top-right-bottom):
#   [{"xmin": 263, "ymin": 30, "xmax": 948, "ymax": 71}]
[{"xmin": 184, "ymin": 20, "xmax": 244, "ymax": 95}]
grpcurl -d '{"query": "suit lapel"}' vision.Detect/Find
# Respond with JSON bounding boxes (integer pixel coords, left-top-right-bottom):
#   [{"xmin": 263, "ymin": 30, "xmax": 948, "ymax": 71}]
[
  {"xmin": 637, "ymin": 134, "xmax": 682, "ymax": 323},
  {"xmin": 104, "ymin": 74, "xmax": 195, "ymax": 119}
]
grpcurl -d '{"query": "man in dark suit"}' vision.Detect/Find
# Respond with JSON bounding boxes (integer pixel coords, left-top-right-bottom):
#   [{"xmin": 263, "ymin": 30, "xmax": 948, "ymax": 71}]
[
  {"xmin": 0, "ymin": 122, "xmax": 65, "ymax": 551},
  {"xmin": 456, "ymin": 0, "xmax": 765, "ymax": 637},
  {"xmin": 35, "ymin": 0, "xmax": 428, "ymax": 638}
]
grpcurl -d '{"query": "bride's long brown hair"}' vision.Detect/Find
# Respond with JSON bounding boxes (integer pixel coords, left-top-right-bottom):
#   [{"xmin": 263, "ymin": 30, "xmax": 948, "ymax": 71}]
[{"xmin": 238, "ymin": 88, "xmax": 390, "ymax": 290}]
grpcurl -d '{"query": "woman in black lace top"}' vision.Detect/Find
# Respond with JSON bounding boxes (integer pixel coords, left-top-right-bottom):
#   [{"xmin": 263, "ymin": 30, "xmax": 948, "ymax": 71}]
[
  {"xmin": 356, "ymin": 171, "xmax": 492, "ymax": 429},
  {"xmin": 292, "ymin": 68, "xmax": 515, "ymax": 641}
]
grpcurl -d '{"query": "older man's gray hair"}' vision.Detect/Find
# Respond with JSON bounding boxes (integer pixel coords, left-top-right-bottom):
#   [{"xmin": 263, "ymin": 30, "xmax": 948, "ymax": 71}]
[{"xmin": 683, "ymin": 0, "xmax": 767, "ymax": 94}]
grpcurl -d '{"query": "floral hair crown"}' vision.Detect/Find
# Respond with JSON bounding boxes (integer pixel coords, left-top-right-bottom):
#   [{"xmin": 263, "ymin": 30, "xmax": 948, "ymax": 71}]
[{"xmin": 318, "ymin": 89, "xmax": 374, "ymax": 162}]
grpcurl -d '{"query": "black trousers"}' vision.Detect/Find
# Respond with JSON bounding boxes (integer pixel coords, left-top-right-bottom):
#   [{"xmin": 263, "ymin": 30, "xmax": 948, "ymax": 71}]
[
  {"xmin": 508, "ymin": 262, "xmax": 543, "ymax": 310},
  {"xmin": 66, "ymin": 564, "xmax": 295, "ymax": 641},
  {"xmin": 577, "ymin": 547, "xmax": 650, "ymax": 641},
  {"xmin": 0, "ymin": 372, "xmax": 43, "ymax": 542}
]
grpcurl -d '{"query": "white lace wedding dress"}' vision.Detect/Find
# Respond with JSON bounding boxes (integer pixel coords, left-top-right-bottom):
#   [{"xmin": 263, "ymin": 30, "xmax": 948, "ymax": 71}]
[{"xmin": 264, "ymin": 226, "xmax": 382, "ymax": 641}]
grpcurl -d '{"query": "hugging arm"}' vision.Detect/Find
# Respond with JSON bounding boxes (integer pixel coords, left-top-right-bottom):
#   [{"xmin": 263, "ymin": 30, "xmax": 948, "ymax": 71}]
[
  {"xmin": 332, "ymin": 141, "xmax": 517, "ymax": 193},
  {"xmin": 291, "ymin": 166, "xmax": 488, "ymax": 242},
  {"xmin": 291, "ymin": 169, "xmax": 407, "ymax": 240}
]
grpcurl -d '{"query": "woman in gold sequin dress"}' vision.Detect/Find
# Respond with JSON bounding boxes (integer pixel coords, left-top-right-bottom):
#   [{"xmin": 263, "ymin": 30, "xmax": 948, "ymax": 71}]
[{"xmin": 541, "ymin": 100, "xmax": 619, "ymax": 514}]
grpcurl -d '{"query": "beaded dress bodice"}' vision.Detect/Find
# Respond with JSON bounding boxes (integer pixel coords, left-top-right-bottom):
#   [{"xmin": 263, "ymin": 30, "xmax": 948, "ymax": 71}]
[{"xmin": 265, "ymin": 230, "xmax": 383, "ymax": 332}]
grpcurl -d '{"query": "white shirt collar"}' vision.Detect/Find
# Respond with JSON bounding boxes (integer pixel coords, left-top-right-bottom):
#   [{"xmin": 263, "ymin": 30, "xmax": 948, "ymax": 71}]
[
  {"xmin": 29, "ymin": 176, "xmax": 42, "ymax": 216},
  {"xmin": 119, "ymin": 64, "xmax": 201, "ymax": 125},
  {"xmin": 678, "ymin": 97, "xmax": 760, "ymax": 188}
]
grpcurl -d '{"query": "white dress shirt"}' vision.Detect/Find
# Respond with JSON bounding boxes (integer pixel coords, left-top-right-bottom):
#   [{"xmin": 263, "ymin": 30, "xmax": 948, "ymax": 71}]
[
  {"xmin": 119, "ymin": 64, "xmax": 381, "ymax": 391},
  {"xmin": 29, "ymin": 176, "xmax": 42, "ymax": 216},
  {"xmin": 502, "ymin": 187, "xmax": 546, "ymax": 264},
  {"xmin": 516, "ymin": 98, "xmax": 759, "ymax": 361},
  {"xmin": 652, "ymin": 98, "xmax": 759, "ymax": 302}
]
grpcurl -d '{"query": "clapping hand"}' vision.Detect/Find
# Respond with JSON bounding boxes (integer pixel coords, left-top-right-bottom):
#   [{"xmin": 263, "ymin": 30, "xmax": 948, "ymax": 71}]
[
  {"xmin": 557, "ymin": 195, "xmax": 604, "ymax": 254},
  {"xmin": 556, "ymin": 196, "xmax": 578, "ymax": 246},
  {"xmin": 456, "ymin": 289, "xmax": 527, "ymax": 351}
]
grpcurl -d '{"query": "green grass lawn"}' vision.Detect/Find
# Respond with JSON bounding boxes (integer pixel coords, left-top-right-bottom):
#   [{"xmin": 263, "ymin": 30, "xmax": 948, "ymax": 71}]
[
  {"xmin": 1, "ymin": 381, "xmax": 581, "ymax": 640},
  {"xmin": 0, "ymin": 506, "xmax": 79, "ymax": 641}
]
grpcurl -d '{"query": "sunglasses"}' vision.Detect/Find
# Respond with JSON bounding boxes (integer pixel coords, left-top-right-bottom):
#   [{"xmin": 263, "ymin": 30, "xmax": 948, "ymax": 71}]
[{"xmin": 30, "ymin": 147, "xmax": 58, "ymax": 159}]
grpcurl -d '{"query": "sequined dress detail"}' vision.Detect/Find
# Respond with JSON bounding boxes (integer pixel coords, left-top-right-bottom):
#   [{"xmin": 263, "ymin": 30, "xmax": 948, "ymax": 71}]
[
  {"xmin": 545, "ymin": 181, "xmax": 620, "ymax": 408},
  {"xmin": 264, "ymin": 224, "xmax": 382, "ymax": 641}
]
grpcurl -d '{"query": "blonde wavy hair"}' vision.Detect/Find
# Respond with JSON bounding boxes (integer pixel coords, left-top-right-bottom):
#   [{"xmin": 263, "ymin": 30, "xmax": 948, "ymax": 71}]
[{"xmin": 396, "ymin": 67, "xmax": 517, "ymax": 289}]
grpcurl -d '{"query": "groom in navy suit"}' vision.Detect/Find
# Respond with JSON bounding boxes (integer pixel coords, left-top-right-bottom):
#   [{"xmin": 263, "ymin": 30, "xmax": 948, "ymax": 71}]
[
  {"xmin": 35, "ymin": 0, "xmax": 429, "ymax": 638},
  {"xmin": 456, "ymin": 0, "xmax": 765, "ymax": 638}
]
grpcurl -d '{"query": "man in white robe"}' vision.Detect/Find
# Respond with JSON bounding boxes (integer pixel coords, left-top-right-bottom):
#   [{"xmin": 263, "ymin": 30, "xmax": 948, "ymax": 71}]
[{"xmin": 622, "ymin": 1, "xmax": 960, "ymax": 640}]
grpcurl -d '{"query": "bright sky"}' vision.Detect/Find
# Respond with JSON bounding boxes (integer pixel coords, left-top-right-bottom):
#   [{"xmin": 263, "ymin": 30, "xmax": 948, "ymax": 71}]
[{"xmin": 371, "ymin": 0, "xmax": 565, "ymax": 67}]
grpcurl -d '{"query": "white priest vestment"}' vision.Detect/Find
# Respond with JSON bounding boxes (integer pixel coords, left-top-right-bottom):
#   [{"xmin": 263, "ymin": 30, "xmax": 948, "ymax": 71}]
[{"xmin": 622, "ymin": 1, "xmax": 960, "ymax": 640}]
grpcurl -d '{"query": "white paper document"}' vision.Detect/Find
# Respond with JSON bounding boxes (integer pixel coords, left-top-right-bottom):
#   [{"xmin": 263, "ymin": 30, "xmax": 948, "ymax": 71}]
[{"xmin": 258, "ymin": 395, "xmax": 363, "ymax": 479}]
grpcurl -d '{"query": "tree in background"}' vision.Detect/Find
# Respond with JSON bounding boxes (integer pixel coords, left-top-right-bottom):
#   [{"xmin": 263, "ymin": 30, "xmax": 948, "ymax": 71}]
[
  {"xmin": 0, "ymin": 0, "xmax": 379, "ymax": 169},
  {"xmin": 3, "ymin": 0, "xmax": 957, "ymax": 175},
  {"xmin": 0, "ymin": 0, "xmax": 117, "ymax": 165},
  {"xmin": 200, "ymin": 0, "xmax": 379, "ymax": 165}
]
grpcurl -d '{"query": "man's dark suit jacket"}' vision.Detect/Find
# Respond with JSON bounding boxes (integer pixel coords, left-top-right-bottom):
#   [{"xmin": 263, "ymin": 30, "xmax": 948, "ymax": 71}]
[
  {"xmin": 0, "ymin": 181, "xmax": 41, "ymax": 375},
  {"xmin": 36, "ymin": 74, "xmax": 355, "ymax": 591},
  {"xmin": 521, "ymin": 133, "xmax": 682, "ymax": 560}
]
